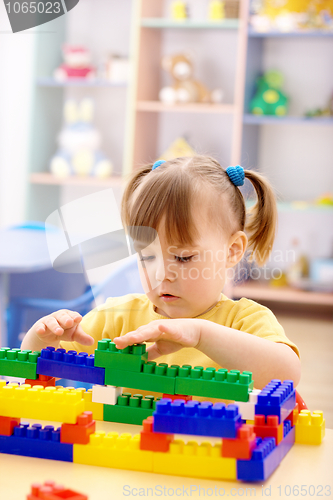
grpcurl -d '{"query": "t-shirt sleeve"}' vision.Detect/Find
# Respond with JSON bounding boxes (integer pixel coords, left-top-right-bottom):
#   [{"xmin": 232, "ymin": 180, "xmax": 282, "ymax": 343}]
[{"xmin": 229, "ymin": 298, "xmax": 300, "ymax": 358}]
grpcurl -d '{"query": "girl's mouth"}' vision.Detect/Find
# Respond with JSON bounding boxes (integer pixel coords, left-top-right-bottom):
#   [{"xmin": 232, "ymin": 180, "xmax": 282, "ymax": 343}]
[{"xmin": 160, "ymin": 294, "xmax": 179, "ymax": 302}]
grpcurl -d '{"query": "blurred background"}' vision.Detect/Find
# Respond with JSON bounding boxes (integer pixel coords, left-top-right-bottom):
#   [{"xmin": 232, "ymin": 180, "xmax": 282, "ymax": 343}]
[{"xmin": 0, "ymin": 0, "xmax": 332, "ymax": 423}]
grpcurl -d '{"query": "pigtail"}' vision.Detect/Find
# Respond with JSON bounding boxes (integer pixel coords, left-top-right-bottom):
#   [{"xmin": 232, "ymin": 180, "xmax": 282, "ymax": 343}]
[
  {"xmin": 244, "ymin": 170, "xmax": 278, "ymax": 266},
  {"xmin": 120, "ymin": 163, "xmax": 154, "ymax": 228}
]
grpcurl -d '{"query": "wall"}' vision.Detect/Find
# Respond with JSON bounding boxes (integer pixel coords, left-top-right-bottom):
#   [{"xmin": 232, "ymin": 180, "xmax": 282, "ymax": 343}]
[{"xmin": 0, "ymin": 3, "xmax": 35, "ymax": 227}]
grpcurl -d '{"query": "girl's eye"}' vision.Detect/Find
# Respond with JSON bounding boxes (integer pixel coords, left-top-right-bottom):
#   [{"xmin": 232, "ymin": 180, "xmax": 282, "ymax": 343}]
[
  {"xmin": 139, "ymin": 255, "xmax": 193, "ymax": 263},
  {"xmin": 175, "ymin": 255, "xmax": 193, "ymax": 263},
  {"xmin": 139, "ymin": 256, "xmax": 154, "ymax": 262}
]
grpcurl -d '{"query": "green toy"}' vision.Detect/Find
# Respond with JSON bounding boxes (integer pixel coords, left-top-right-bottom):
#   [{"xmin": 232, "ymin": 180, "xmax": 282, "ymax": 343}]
[{"xmin": 250, "ymin": 70, "xmax": 288, "ymax": 116}]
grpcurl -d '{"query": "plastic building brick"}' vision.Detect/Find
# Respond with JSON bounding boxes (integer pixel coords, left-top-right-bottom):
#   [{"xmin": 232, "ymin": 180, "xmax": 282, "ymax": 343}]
[
  {"xmin": 103, "ymin": 361, "xmax": 178, "ymax": 394},
  {"xmin": 0, "ymin": 348, "xmax": 40, "ymax": 379},
  {"xmin": 175, "ymin": 366, "xmax": 254, "ymax": 401},
  {"xmin": 153, "ymin": 399, "xmax": 242, "ymax": 438},
  {"xmin": 255, "ymin": 380, "xmax": 296, "ymax": 423},
  {"xmin": 237, "ymin": 420, "xmax": 295, "ymax": 481},
  {"xmin": 103, "ymin": 393, "xmax": 159, "ymax": 425},
  {"xmin": 0, "ymin": 415, "xmax": 20, "ymax": 436},
  {"xmin": 163, "ymin": 393, "xmax": 192, "ymax": 402},
  {"xmin": 92, "ymin": 384, "xmax": 122, "ymax": 405},
  {"xmin": 37, "ymin": 347, "xmax": 105, "ymax": 385},
  {"xmin": 94, "ymin": 340, "xmax": 148, "ymax": 372},
  {"xmin": 286, "ymin": 404, "xmax": 299, "ymax": 427},
  {"xmin": 253, "ymin": 415, "xmax": 284, "ymax": 445},
  {"xmin": 222, "ymin": 424, "xmax": 257, "ymax": 459},
  {"xmin": 0, "ymin": 423, "xmax": 73, "ymax": 462},
  {"xmin": 25, "ymin": 374, "xmax": 56, "ymax": 388},
  {"xmin": 73, "ymin": 431, "xmax": 154, "ymax": 472},
  {"xmin": 237, "ymin": 389, "xmax": 261, "ymax": 421},
  {"xmin": 61, "ymin": 411, "xmax": 96, "ymax": 444},
  {"xmin": 140, "ymin": 416, "xmax": 174, "ymax": 452},
  {"xmin": 27, "ymin": 481, "xmax": 87, "ymax": 500},
  {"xmin": 153, "ymin": 439, "xmax": 237, "ymax": 480},
  {"xmin": 0, "ymin": 383, "xmax": 85, "ymax": 423},
  {"xmin": 81, "ymin": 389, "xmax": 103, "ymax": 421},
  {"xmin": 295, "ymin": 410, "xmax": 325, "ymax": 445}
]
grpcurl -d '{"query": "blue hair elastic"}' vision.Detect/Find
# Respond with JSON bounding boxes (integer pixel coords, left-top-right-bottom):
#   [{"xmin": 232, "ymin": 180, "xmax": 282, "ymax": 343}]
[
  {"xmin": 226, "ymin": 165, "xmax": 245, "ymax": 187},
  {"xmin": 152, "ymin": 159, "xmax": 166, "ymax": 170}
]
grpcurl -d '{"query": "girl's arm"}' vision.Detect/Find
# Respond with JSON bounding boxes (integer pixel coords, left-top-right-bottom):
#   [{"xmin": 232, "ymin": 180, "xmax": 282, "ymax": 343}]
[{"xmin": 196, "ymin": 319, "xmax": 301, "ymax": 389}]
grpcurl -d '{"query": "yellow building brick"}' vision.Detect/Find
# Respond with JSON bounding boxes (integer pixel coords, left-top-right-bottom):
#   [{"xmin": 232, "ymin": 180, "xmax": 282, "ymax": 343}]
[
  {"xmin": 295, "ymin": 410, "xmax": 325, "ymax": 445},
  {"xmin": 0, "ymin": 384, "xmax": 84, "ymax": 423},
  {"xmin": 153, "ymin": 439, "xmax": 237, "ymax": 480},
  {"xmin": 74, "ymin": 431, "xmax": 154, "ymax": 472}
]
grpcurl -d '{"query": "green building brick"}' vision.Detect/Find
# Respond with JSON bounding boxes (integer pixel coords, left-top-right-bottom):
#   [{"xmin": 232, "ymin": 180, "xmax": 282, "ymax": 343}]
[
  {"xmin": 0, "ymin": 348, "xmax": 40, "ymax": 379},
  {"xmin": 175, "ymin": 366, "xmax": 253, "ymax": 402},
  {"xmin": 103, "ymin": 361, "xmax": 178, "ymax": 394},
  {"xmin": 103, "ymin": 393, "xmax": 161, "ymax": 425},
  {"xmin": 94, "ymin": 340, "xmax": 148, "ymax": 372}
]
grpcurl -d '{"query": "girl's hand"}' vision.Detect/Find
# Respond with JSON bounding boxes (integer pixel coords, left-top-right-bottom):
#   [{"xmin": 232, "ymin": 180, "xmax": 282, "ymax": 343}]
[
  {"xmin": 113, "ymin": 319, "xmax": 202, "ymax": 360},
  {"xmin": 33, "ymin": 310, "xmax": 94, "ymax": 347}
]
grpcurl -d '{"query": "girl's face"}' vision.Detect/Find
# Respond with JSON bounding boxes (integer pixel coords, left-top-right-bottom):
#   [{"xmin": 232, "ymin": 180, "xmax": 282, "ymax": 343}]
[{"xmin": 137, "ymin": 206, "xmax": 246, "ymax": 319}]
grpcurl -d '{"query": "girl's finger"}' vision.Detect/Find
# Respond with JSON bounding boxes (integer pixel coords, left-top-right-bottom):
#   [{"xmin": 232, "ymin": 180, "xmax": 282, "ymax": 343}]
[
  {"xmin": 35, "ymin": 322, "xmax": 46, "ymax": 335},
  {"xmin": 42, "ymin": 317, "xmax": 64, "ymax": 335},
  {"xmin": 72, "ymin": 325, "xmax": 95, "ymax": 346}
]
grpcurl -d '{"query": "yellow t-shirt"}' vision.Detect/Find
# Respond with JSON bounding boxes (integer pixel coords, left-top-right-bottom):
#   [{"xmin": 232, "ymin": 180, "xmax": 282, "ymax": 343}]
[{"xmin": 60, "ymin": 292, "xmax": 300, "ymax": 372}]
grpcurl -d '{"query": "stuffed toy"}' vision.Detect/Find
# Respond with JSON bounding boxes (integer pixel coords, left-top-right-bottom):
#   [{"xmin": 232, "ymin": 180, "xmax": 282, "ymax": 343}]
[
  {"xmin": 159, "ymin": 53, "xmax": 223, "ymax": 104},
  {"xmin": 250, "ymin": 70, "xmax": 288, "ymax": 115},
  {"xmin": 54, "ymin": 45, "xmax": 95, "ymax": 81},
  {"xmin": 50, "ymin": 98, "xmax": 113, "ymax": 178}
]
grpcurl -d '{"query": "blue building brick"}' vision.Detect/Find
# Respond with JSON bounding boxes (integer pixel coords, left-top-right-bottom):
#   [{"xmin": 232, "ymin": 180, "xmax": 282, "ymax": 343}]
[
  {"xmin": 255, "ymin": 380, "xmax": 296, "ymax": 423},
  {"xmin": 153, "ymin": 399, "xmax": 242, "ymax": 438},
  {"xmin": 0, "ymin": 423, "xmax": 73, "ymax": 461},
  {"xmin": 237, "ymin": 420, "xmax": 295, "ymax": 481},
  {"xmin": 37, "ymin": 347, "xmax": 105, "ymax": 385}
]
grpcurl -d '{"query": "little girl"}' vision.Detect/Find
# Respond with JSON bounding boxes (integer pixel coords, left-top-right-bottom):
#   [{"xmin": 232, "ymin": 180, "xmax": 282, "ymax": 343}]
[{"xmin": 21, "ymin": 156, "xmax": 300, "ymax": 389}]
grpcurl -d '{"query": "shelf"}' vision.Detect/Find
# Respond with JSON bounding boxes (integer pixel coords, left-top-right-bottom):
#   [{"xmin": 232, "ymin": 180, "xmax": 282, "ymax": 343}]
[
  {"xmin": 137, "ymin": 101, "xmax": 235, "ymax": 114},
  {"xmin": 232, "ymin": 281, "xmax": 333, "ymax": 308},
  {"xmin": 36, "ymin": 78, "xmax": 128, "ymax": 88},
  {"xmin": 30, "ymin": 172, "xmax": 125, "ymax": 187},
  {"xmin": 248, "ymin": 28, "xmax": 333, "ymax": 38},
  {"xmin": 243, "ymin": 114, "xmax": 333, "ymax": 125},
  {"xmin": 141, "ymin": 18, "xmax": 239, "ymax": 29},
  {"xmin": 246, "ymin": 200, "xmax": 333, "ymax": 213}
]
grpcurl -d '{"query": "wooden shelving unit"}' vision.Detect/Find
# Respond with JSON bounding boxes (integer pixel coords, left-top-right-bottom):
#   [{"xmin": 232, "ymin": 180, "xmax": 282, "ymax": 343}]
[
  {"xmin": 125, "ymin": 0, "xmax": 247, "ymax": 175},
  {"xmin": 30, "ymin": 172, "xmax": 125, "ymax": 187},
  {"xmin": 233, "ymin": 281, "xmax": 333, "ymax": 315}
]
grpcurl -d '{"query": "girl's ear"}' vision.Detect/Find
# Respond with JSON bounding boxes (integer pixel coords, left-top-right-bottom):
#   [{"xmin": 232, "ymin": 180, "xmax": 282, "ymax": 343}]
[{"xmin": 226, "ymin": 231, "xmax": 248, "ymax": 268}]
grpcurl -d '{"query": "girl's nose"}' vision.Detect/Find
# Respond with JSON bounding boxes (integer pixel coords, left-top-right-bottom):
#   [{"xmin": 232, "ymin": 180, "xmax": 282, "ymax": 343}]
[{"xmin": 155, "ymin": 256, "xmax": 177, "ymax": 282}]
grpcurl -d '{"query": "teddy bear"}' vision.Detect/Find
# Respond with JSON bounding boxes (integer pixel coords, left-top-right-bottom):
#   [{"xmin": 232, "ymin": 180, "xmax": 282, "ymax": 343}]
[
  {"xmin": 54, "ymin": 45, "xmax": 95, "ymax": 81},
  {"xmin": 159, "ymin": 53, "xmax": 223, "ymax": 104},
  {"xmin": 50, "ymin": 98, "xmax": 113, "ymax": 178}
]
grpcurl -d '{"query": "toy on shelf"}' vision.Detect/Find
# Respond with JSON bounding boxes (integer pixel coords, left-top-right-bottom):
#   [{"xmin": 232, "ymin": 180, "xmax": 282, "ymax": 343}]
[
  {"xmin": 50, "ymin": 98, "xmax": 113, "ymax": 178},
  {"xmin": 159, "ymin": 136, "xmax": 196, "ymax": 161},
  {"xmin": 249, "ymin": 0, "xmax": 333, "ymax": 32},
  {"xmin": 159, "ymin": 53, "xmax": 224, "ymax": 105},
  {"xmin": 105, "ymin": 54, "xmax": 130, "ymax": 84},
  {"xmin": 54, "ymin": 45, "xmax": 95, "ymax": 81},
  {"xmin": 209, "ymin": 0, "xmax": 226, "ymax": 20},
  {"xmin": 305, "ymin": 92, "xmax": 333, "ymax": 118},
  {"xmin": 171, "ymin": 1, "xmax": 188, "ymax": 20},
  {"xmin": 250, "ymin": 70, "xmax": 288, "ymax": 116}
]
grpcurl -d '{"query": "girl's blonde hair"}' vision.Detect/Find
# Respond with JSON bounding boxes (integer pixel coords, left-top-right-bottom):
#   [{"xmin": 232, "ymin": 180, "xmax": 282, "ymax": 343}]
[{"xmin": 121, "ymin": 156, "xmax": 277, "ymax": 266}]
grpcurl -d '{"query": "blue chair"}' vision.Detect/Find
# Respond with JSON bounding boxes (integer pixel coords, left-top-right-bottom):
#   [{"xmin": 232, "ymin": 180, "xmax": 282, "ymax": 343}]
[{"xmin": 7, "ymin": 253, "xmax": 144, "ymax": 348}]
